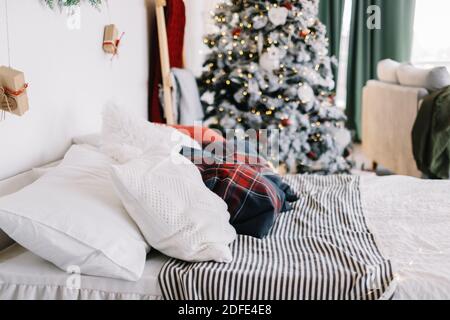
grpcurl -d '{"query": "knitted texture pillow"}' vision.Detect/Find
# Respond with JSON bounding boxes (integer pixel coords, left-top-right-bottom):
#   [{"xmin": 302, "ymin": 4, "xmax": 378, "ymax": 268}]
[{"xmin": 111, "ymin": 150, "xmax": 237, "ymax": 263}]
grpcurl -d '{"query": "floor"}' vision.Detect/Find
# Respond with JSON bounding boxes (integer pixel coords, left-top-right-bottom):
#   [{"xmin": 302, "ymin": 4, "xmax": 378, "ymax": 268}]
[
  {"xmin": 351, "ymin": 144, "xmax": 377, "ymax": 177},
  {"xmin": 350, "ymin": 144, "xmax": 395, "ymax": 177}
]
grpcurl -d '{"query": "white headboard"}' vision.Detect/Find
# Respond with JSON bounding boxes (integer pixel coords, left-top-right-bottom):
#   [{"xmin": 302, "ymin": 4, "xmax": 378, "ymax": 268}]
[{"xmin": 0, "ymin": 0, "xmax": 150, "ymax": 180}]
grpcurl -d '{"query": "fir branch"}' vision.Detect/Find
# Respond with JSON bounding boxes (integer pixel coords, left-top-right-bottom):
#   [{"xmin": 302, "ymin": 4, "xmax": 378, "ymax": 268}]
[{"xmin": 44, "ymin": 0, "xmax": 102, "ymax": 9}]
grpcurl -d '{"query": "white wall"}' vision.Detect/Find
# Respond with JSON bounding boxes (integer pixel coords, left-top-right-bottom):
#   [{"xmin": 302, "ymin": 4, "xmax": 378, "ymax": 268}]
[
  {"xmin": 0, "ymin": 0, "xmax": 150, "ymax": 180},
  {"xmin": 183, "ymin": 0, "xmax": 220, "ymax": 76}
]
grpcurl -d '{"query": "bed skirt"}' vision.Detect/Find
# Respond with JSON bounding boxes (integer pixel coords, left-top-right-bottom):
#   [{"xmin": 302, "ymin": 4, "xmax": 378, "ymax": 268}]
[
  {"xmin": 0, "ymin": 283, "xmax": 163, "ymax": 300},
  {"xmin": 159, "ymin": 175, "xmax": 397, "ymax": 300}
]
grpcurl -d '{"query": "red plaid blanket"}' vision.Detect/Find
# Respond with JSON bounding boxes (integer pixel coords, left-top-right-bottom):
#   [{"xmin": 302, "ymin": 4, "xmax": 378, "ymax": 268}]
[{"xmin": 182, "ymin": 141, "xmax": 297, "ymax": 238}]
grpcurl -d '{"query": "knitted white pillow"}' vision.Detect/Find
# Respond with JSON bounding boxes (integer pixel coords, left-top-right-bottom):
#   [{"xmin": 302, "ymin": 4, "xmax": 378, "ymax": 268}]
[
  {"xmin": 101, "ymin": 105, "xmax": 201, "ymax": 164},
  {"xmin": 110, "ymin": 150, "xmax": 237, "ymax": 263}
]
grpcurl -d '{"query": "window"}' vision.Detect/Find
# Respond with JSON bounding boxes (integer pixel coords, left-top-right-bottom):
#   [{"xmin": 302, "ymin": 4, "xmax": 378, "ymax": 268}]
[{"xmin": 412, "ymin": 0, "xmax": 450, "ymax": 69}]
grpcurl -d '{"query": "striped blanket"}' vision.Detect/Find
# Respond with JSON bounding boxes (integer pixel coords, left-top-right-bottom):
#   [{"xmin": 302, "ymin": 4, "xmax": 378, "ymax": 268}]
[{"xmin": 159, "ymin": 175, "xmax": 396, "ymax": 300}]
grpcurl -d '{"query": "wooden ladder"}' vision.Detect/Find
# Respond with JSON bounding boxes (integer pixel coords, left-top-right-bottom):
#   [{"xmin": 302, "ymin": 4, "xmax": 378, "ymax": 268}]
[{"xmin": 155, "ymin": 0, "xmax": 176, "ymax": 125}]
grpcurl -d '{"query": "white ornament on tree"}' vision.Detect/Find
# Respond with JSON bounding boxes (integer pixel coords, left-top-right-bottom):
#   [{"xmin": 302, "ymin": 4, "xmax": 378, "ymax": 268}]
[
  {"xmin": 297, "ymin": 83, "xmax": 314, "ymax": 103},
  {"xmin": 259, "ymin": 46, "xmax": 282, "ymax": 72},
  {"xmin": 253, "ymin": 15, "xmax": 268, "ymax": 30},
  {"xmin": 231, "ymin": 13, "xmax": 239, "ymax": 26},
  {"xmin": 268, "ymin": 7, "xmax": 289, "ymax": 26}
]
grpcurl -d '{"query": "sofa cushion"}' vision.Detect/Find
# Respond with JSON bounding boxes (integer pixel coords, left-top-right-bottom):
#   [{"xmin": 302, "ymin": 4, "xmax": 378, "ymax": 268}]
[
  {"xmin": 377, "ymin": 59, "xmax": 401, "ymax": 84},
  {"xmin": 397, "ymin": 65, "xmax": 450, "ymax": 91},
  {"xmin": 426, "ymin": 67, "xmax": 450, "ymax": 92}
]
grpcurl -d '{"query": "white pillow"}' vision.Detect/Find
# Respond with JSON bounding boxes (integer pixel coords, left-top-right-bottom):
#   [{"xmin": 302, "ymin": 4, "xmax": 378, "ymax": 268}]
[
  {"xmin": 110, "ymin": 150, "xmax": 237, "ymax": 263},
  {"xmin": 377, "ymin": 59, "xmax": 401, "ymax": 84},
  {"xmin": 397, "ymin": 65, "xmax": 450, "ymax": 91},
  {"xmin": 0, "ymin": 145, "xmax": 149, "ymax": 281},
  {"xmin": 101, "ymin": 105, "xmax": 201, "ymax": 164}
]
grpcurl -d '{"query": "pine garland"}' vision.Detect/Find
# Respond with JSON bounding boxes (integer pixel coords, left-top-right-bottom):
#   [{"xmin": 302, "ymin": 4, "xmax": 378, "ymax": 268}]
[{"xmin": 44, "ymin": 0, "xmax": 102, "ymax": 9}]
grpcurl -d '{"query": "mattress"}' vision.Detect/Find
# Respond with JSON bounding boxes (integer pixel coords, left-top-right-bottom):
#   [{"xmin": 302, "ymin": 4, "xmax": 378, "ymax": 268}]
[{"xmin": 0, "ymin": 244, "xmax": 167, "ymax": 300}]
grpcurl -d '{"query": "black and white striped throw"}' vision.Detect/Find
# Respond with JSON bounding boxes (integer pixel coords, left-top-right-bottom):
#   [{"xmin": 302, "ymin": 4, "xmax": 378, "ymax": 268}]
[{"xmin": 159, "ymin": 175, "xmax": 396, "ymax": 300}]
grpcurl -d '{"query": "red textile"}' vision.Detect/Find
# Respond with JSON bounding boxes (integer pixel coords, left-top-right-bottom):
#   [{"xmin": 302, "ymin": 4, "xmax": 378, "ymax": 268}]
[
  {"xmin": 149, "ymin": 0, "xmax": 186, "ymax": 123},
  {"xmin": 172, "ymin": 125, "xmax": 226, "ymax": 145}
]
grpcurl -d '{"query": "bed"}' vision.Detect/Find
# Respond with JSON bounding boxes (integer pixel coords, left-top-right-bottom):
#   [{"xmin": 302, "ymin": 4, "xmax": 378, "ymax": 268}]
[{"xmin": 0, "ymin": 159, "xmax": 449, "ymax": 300}]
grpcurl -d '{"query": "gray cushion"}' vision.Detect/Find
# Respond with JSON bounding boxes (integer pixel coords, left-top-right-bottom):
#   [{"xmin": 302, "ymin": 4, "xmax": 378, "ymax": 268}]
[
  {"xmin": 397, "ymin": 65, "xmax": 450, "ymax": 91},
  {"xmin": 426, "ymin": 67, "xmax": 450, "ymax": 91}
]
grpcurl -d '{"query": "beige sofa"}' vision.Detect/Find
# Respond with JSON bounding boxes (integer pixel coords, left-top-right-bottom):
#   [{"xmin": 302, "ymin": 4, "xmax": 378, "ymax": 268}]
[{"xmin": 362, "ymin": 80, "xmax": 428, "ymax": 177}]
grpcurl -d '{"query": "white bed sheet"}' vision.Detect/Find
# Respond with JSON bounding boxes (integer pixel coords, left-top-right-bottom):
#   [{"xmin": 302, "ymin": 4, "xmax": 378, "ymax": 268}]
[
  {"xmin": 0, "ymin": 244, "xmax": 167, "ymax": 300},
  {"xmin": 361, "ymin": 175, "xmax": 450, "ymax": 300}
]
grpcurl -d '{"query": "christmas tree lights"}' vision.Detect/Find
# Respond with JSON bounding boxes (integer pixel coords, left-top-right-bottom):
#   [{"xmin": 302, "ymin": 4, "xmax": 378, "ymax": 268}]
[{"xmin": 199, "ymin": 0, "xmax": 352, "ymax": 174}]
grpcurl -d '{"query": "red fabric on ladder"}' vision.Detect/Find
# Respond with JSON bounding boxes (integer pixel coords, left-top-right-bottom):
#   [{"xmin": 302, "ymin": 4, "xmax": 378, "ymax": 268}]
[{"xmin": 149, "ymin": 0, "xmax": 186, "ymax": 123}]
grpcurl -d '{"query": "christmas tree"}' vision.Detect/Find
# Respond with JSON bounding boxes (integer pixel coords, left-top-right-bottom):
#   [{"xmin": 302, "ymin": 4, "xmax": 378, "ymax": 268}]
[{"xmin": 199, "ymin": 0, "xmax": 352, "ymax": 174}]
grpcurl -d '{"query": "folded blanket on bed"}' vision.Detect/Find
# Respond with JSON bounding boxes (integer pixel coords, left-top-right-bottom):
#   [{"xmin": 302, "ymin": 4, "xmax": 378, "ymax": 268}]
[
  {"xmin": 181, "ymin": 141, "xmax": 298, "ymax": 239},
  {"xmin": 160, "ymin": 175, "xmax": 396, "ymax": 300}
]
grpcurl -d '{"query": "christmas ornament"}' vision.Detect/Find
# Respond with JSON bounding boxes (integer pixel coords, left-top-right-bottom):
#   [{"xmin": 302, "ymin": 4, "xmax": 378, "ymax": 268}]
[
  {"xmin": 297, "ymin": 83, "xmax": 314, "ymax": 103},
  {"xmin": 232, "ymin": 28, "xmax": 242, "ymax": 37},
  {"xmin": 281, "ymin": 118, "xmax": 292, "ymax": 127},
  {"xmin": 282, "ymin": 2, "xmax": 293, "ymax": 11},
  {"xmin": 231, "ymin": 13, "xmax": 240, "ymax": 26},
  {"xmin": 259, "ymin": 47, "xmax": 281, "ymax": 72},
  {"xmin": 300, "ymin": 29, "xmax": 310, "ymax": 38},
  {"xmin": 307, "ymin": 151, "xmax": 318, "ymax": 161},
  {"xmin": 252, "ymin": 15, "xmax": 268, "ymax": 30},
  {"xmin": 268, "ymin": 7, "xmax": 289, "ymax": 27}
]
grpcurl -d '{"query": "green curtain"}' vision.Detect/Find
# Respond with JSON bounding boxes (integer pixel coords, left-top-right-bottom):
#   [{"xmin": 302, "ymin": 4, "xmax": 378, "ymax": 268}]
[
  {"xmin": 346, "ymin": 0, "xmax": 416, "ymax": 141},
  {"xmin": 319, "ymin": 0, "xmax": 346, "ymax": 83}
]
